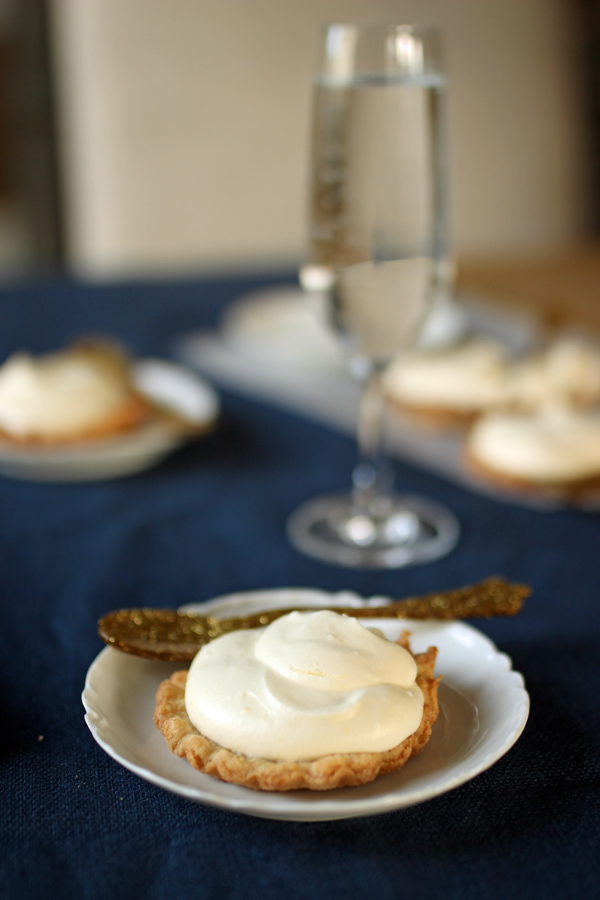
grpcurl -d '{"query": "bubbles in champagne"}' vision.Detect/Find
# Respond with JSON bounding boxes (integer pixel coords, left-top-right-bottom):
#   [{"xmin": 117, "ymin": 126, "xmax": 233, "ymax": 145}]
[{"xmin": 301, "ymin": 73, "xmax": 450, "ymax": 362}]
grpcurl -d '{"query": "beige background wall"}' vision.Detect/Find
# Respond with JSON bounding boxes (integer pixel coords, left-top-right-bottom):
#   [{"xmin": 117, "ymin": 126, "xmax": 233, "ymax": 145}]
[{"xmin": 49, "ymin": 0, "xmax": 587, "ymax": 278}]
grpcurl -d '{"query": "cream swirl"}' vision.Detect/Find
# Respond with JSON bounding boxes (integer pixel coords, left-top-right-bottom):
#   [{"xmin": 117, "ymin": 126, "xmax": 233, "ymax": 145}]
[
  {"xmin": 0, "ymin": 350, "xmax": 133, "ymax": 439},
  {"xmin": 185, "ymin": 610, "xmax": 424, "ymax": 761},
  {"xmin": 467, "ymin": 408, "xmax": 600, "ymax": 482},
  {"xmin": 383, "ymin": 338, "xmax": 511, "ymax": 412},
  {"xmin": 385, "ymin": 336, "xmax": 600, "ymax": 417},
  {"xmin": 506, "ymin": 337, "xmax": 600, "ymax": 412}
]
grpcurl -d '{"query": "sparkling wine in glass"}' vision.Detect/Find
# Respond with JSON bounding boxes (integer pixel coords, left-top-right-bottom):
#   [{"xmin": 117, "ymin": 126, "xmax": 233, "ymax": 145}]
[{"xmin": 288, "ymin": 23, "xmax": 460, "ymax": 568}]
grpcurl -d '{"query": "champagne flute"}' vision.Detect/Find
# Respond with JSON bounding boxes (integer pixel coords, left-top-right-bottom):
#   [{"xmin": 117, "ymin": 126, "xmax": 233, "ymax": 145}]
[{"xmin": 287, "ymin": 23, "xmax": 460, "ymax": 568}]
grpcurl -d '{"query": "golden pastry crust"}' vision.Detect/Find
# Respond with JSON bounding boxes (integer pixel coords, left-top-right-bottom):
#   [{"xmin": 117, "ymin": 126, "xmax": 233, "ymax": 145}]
[
  {"xmin": 0, "ymin": 339, "xmax": 155, "ymax": 446},
  {"xmin": 154, "ymin": 634, "xmax": 440, "ymax": 792},
  {"xmin": 387, "ymin": 395, "xmax": 480, "ymax": 432},
  {"xmin": 0, "ymin": 394, "xmax": 153, "ymax": 446}
]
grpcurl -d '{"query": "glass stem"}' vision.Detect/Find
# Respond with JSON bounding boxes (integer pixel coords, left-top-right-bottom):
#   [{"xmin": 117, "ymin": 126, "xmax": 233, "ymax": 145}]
[{"xmin": 351, "ymin": 368, "xmax": 394, "ymax": 519}]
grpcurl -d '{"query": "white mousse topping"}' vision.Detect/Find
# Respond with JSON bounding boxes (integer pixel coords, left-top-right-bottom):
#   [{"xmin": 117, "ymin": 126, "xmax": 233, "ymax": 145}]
[
  {"xmin": 385, "ymin": 336, "xmax": 600, "ymax": 416},
  {"xmin": 185, "ymin": 610, "xmax": 424, "ymax": 761},
  {"xmin": 467, "ymin": 409, "xmax": 600, "ymax": 482},
  {"xmin": 506, "ymin": 337, "xmax": 600, "ymax": 412},
  {"xmin": 0, "ymin": 350, "xmax": 132, "ymax": 439},
  {"xmin": 384, "ymin": 338, "xmax": 510, "ymax": 412}
]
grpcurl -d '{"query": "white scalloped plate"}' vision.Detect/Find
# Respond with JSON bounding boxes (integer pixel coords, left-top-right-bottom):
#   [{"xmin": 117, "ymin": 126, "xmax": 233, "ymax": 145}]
[
  {"xmin": 0, "ymin": 359, "xmax": 219, "ymax": 482},
  {"xmin": 83, "ymin": 589, "xmax": 529, "ymax": 822}
]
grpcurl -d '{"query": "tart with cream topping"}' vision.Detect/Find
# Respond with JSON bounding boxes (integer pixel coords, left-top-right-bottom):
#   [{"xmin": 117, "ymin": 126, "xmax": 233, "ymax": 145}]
[
  {"xmin": 504, "ymin": 336, "xmax": 600, "ymax": 414},
  {"xmin": 465, "ymin": 408, "xmax": 600, "ymax": 499},
  {"xmin": 383, "ymin": 335, "xmax": 600, "ymax": 430},
  {"xmin": 0, "ymin": 339, "xmax": 154, "ymax": 445},
  {"xmin": 154, "ymin": 610, "xmax": 440, "ymax": 792},
  {"xmin": 383, "ymin": 337, "xmax": 513, "ymax": 429}
]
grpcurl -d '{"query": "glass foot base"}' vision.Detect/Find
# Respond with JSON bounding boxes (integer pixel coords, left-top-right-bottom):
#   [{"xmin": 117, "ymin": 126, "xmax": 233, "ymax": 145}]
[{"xmin": 287, "ymin": 493, "xmax": 459, "ymax": 569}]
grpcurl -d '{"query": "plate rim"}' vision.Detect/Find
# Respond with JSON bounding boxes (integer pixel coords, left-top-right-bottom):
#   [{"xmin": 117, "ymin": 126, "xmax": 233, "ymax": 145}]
[{"xmin": 83, "ymin": 588, "xmax": 530, "ymax": 822}]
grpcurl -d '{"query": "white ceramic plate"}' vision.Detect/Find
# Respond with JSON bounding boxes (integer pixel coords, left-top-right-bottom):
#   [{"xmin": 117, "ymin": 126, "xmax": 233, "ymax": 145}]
[
  {"xmin": 220, "ymin": 287, "xmax": 345, "ymax": 370},
  {"xmin": 202, "ymin": 285, "xmax": 468, "ymax": 372},
  {"xmin": 83, "ymin": 589, "xmax": 529, "ymax": 822},
  {"xmin": 0, "ymin": 359, "xmax": 219, "ymax": 482}
]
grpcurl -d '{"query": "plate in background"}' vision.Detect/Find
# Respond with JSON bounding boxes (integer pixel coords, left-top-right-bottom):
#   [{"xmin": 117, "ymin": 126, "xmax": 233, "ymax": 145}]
[{"xmin": 0, "ymin": 359, "xmax": 219, "ymax": 482}]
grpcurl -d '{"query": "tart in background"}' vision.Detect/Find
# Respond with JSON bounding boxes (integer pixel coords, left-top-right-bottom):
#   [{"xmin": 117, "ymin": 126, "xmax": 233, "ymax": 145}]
[
  {"xmin": 464, "ymin": 408, "xmax": 600, "ymax": 500},
  {"xmin": 0, "ymin": 339, "xmax": 154, "ymax": 445},
  {"xmin": 383, "ymin": 338, "xmax": 511, "ymax": 429},
  {"xmin": 383, "ymin": 335, "xmax": 600, "ymax": 432}
]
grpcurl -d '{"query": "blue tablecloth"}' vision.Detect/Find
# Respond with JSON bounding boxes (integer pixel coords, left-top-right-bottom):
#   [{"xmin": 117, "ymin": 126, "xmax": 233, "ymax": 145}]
[{"xmin": 1, "ymin": 273, "xmax": 598, "ymax": 900}]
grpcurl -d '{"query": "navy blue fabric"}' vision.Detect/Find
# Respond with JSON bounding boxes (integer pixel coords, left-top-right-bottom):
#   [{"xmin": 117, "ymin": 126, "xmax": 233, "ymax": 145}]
[{"xmin": 0, "ymin": 273, "xmax": 598, "ymax": 900}]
